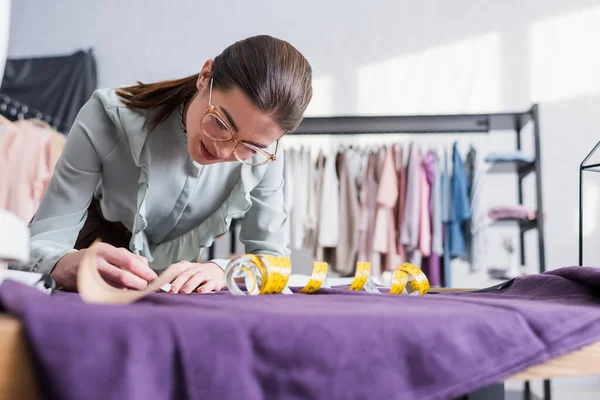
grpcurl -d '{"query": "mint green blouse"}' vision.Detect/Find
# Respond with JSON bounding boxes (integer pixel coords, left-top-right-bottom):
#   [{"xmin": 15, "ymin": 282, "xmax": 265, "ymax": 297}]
[{"xmin": 25, "ymin": 88, "xmax": 290, "ymax": 274}]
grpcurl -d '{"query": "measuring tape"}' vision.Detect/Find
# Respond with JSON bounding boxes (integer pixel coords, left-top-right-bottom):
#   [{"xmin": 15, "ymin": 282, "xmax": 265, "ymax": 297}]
[
  {"xmin": 349, "ymin": 261, "xmax": 430, "ymax": 295},
  {"xmin": 225, "ymin": 255, "xmax": 429, "ymax": 296}
]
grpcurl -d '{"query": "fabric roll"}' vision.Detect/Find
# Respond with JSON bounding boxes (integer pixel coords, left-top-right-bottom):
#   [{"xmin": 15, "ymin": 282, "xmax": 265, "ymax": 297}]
[
  {"xmin": 484, "ymin": 152, "xmax": 535, "ymax": 164},
  {"xmin": 488, "ymin": 205, "xmax": 536, "ymax": 221}
]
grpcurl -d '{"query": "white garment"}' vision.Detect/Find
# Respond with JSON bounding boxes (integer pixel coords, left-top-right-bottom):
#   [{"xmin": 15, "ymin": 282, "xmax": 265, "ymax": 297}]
[
  {"xmin": 400, "ymin": 144, "xmax": 421, "ymax": 252},
  {"xmin": 318, "ymin": 153, "xmax": 340, "ymax": 247},
  {"xmin": 282, "ymin": 148, "xmax": 295, "ymax": 247},
  {"xmin": 304, "ymin": 147, "xmax": 318, "ymax": 248},
  {"xmin": 289, "ymin": 148, "xmax": 306, "ymax": 249},
  {"xmin": 431, "ymin": 150, "xmax": 443, "ymax": 255},
  {"xmin": 469, "ymin": 155, "xmax": 487, "ymax": 271}
]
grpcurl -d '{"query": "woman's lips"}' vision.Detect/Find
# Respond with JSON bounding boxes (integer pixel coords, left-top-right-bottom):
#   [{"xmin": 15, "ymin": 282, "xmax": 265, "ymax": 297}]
[{"xmin": 200, "ymin": 141, "xmax": 220, "ymax": 161}]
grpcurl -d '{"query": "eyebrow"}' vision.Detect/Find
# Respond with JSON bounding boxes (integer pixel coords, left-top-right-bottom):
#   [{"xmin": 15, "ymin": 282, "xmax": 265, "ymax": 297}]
[
  {"xmin": 219, "ymin": 105, "xmax": 270, "ymax": 149},
  {"xmin": 219, "ymin": 106, "xmax": 239, "ymax": 133}
]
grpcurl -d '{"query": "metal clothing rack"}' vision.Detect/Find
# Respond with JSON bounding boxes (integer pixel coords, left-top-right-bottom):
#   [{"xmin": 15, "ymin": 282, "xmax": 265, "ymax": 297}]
[
  {"xmin": 578, "ymin": 140, "xmax": 600, "ymax": 266},
  {"xmin": 0, "ymin": 93, "xmax": 65, "ymax": 133},
  {"xmin": 211, "ymin": 105, "xmax": 548, "ymax": 399},
  {"xmin": 296, "ymin": 105, "xmax": 549, "ymax": 400}
]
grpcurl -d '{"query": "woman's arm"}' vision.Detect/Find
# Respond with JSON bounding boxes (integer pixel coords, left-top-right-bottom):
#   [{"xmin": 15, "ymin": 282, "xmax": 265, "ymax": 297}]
[
  {"xmin": 26, "ymin": 95, "xmax": 107, "ymax": 275},
  {"xmin": 239, "ymin": 150, "xmax": 291, "ymax": 258}
]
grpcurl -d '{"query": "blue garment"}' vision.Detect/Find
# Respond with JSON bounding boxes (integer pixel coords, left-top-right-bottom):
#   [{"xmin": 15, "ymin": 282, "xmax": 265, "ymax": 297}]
[
  {"xmin": 484, "ymin": 152, "xmax": 535, "ymax": 164},
  {"xmin": 449, "ymin": 142, "xmax": 471, "ymax": 258}
]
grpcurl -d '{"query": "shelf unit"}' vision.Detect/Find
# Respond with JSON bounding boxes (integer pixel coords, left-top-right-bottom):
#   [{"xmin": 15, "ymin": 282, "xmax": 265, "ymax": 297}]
[{"xmin": 210, "ymin": 104, "xmax": 548, "ymax": 399}]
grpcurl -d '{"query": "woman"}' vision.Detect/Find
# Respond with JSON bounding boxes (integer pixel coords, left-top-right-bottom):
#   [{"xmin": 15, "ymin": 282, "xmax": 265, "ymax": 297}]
[{"xmin": 25, "ymin": 35, "xmax": 312, "ymax": 294}]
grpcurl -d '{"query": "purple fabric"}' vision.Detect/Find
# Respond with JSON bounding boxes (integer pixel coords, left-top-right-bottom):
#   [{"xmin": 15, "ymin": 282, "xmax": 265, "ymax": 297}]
[
  {"xmin": 3, "ymin": 266, "xmax": 600, "ymax": 400},
  {"xmin": 488, "ymin": 205, "xmax": 536, "ymax": 221},
  {"xmin": 422, "ymin": 254, "xmax": 442, "ymax": 287}
]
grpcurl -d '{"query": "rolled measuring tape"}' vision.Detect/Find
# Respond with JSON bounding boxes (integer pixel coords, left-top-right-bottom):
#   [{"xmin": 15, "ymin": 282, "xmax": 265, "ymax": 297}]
[
  {"xmin": 224, "ymin": 254, "xmax": 292, "ymax": 295},
  {"xmin": 225, "ymin": 255, "xmax": 429, "ymax": 296},
  {"xmin": 350, "ymin": 262, "xmax": 430, "ymax": 295}
]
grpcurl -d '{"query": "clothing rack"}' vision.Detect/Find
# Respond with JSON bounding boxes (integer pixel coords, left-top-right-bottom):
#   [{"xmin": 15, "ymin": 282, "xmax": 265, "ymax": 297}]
[
  {"xmin": 0, "ymin": 93, "xmax": 65, "ymax": 133},
  {"xmin": 294, "ymin": 105, "xmax": 549, "ymax": 400}
]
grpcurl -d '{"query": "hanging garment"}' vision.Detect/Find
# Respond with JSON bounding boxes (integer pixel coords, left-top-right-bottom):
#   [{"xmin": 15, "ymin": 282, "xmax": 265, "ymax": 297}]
[
  {"xmin": 318, "ymin": 152, "xmax": 340, "ymax": 248},
  {"xmin": 469, "ymin": 148, "xmax": 487, "ymax": 272},
  {"xmin": 431, "ymin": 150, "xmax": 443, "ymax": 256},
  {"xmin": 334, "ymin": 151, "xmax": 361, "ymax": 276},
  {"xmin": 394, "ymin": 144, "xmax": 407, "ymax": 262},
  {"xmin": 312, "ymin": 151, "xmax": 326, "ymax": 259},
  {"xmin": 449, "ymin": 142, "xmax": 471, "ymax": 258},
  {"xmin": 282, "ymin": 148, "xmax": 295, "ymax": 247},
  {"xmin": 358, "ymin": 152, "xmax": 378, "ymax": 265},
  {"xmin": 428, "ymin": 150, "xmax": 443, "ymax": 286},
  {"xmin": 400, "ymin": 144, "xmax": 421, "ymax": 254},
  {"xmin": 418, "ymin": 152, "xmax": 432, "ymax": 257},
  {"xmin": 441, "ymin": 149, "xmax": 452, "ymax": 287},
  {"xmin": 421, "ymin": 150, "xmax": 441, "ymax": 285},
  {"xmin": 0, "ymin": 120, "xmax": 54, "ymax": 223},
  {"xmin": 289, "ymin": 148, "xmax": 307, "ymax": 249},
  {"xmin": 304, "ymin": 148, "xmax": 318, "ymax": 249},
  {"xmin": 372, "ymin": 146, "xmax": 399, "ymax": 272}
]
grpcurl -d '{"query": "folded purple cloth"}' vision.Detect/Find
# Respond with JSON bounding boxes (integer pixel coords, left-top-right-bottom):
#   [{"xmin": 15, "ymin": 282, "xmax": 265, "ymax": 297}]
[
  {"xmin": 2, "ymin": 266, "xmax": 600, "ymax": 400},
  {"xmin": 488, "ymin": 205, "xmax": 536, "ymax": 220}
]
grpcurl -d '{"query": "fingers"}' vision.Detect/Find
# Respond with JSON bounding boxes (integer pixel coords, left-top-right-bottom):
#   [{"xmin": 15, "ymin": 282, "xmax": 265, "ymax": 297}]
[
  {"xmin": 96, "ymin": 258, "xmax": 148, "ymax": 290},
  {"xmin": 168, "ymin": 262, "xmax": 196, "ymax": 293},
  {"xmin": 181, "ymin": 272, "xmax": 208, "ymax": 294},
  {"xmin": 197, "ymin": 280, "xmax": 217, "ymax": 293},
  {"xmin": 96, "ymin": 244, "xmax": 158, "ymax": 282}
]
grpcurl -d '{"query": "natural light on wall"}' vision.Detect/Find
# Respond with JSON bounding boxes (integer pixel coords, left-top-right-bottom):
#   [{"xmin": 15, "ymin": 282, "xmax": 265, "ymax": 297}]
[
  {"xmin": 356, "ymin": 32, "xmax": 501, "ymax": 115},
  {"xmin": 531, "ymin": 6, "xmax": 600, "ymax": 103},
  {"xmin": 303, "ymin": 76, "xmax": 333, "ymax": 117}
]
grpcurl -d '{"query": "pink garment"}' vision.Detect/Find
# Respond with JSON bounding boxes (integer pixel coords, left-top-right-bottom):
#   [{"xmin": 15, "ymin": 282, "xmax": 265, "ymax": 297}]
[
  {"xmin": 372, "ymin": 146, "xmax": 399, "ymax": 272},
  {"xmin": 418, "ymin": 154, "xmax": 432, "ymax": 257},
  {"xmin": 394, "ymin": 145, "xmax": 406, "ymax": 261},
  {"xmin": 0, "ymin": 121, "xmax": 55, "ymax": 223}
]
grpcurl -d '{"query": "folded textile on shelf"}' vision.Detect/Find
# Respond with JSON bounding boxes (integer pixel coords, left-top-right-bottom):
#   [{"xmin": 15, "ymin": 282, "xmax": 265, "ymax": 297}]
[
  {"xmin": 488, "ymin": 205, "xmax": 537, "ymax": 221},
  {"xmin": 484, "ymin": 152, "xmax": 535, "ymax": 164}
]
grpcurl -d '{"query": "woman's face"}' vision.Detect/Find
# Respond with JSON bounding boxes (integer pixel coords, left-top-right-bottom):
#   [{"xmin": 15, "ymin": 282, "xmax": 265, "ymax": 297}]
[{"xmin": 184, "ymin": 65, "xmax": 284, "ymax": 166}]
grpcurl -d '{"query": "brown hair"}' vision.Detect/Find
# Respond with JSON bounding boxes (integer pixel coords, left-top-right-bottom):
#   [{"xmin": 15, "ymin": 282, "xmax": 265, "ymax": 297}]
[{"xmin": 116, "ymin": 35, "xmax": 313, "ymax": 132}]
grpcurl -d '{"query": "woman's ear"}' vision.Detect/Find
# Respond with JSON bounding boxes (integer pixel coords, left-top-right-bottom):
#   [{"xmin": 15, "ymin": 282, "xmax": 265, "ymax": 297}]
[{"xmin": 196, "ymin": 59, "xmax": 214, "ymax": 91}]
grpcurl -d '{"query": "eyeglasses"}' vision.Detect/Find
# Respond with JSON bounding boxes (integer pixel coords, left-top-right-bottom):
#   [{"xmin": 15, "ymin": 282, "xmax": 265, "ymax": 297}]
[{"xmin": 201, "ymin": 77, "xmax": 279, "ymax": 166}]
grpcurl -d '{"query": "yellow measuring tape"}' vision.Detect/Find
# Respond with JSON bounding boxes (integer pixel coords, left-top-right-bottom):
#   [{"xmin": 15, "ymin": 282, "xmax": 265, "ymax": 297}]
[{"xmin": 225, "ymin": 255, "xmax": 430, "ymax": 296}]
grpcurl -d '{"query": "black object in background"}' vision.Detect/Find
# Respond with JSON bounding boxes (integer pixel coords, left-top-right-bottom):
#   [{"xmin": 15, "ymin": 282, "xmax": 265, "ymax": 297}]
[{"xmin": 0, "ymin": 48, "xmax": 97, "ymax": 133}]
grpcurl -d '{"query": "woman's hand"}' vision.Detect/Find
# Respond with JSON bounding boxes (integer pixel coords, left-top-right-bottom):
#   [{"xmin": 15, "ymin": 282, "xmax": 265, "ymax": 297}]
[
  {"xmin": 52, "ymin": 243, "xmax": 158, "ymax": 291},
  {"xmin": 166, "ymin": 261, "xmax": 225, "ymax": 294}
]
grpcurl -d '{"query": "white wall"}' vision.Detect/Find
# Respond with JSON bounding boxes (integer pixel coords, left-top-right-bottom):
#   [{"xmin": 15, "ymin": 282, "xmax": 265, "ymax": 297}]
[{"xmin": 7, "ymin": 0, "xmax": 600, "ymax": 286}]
